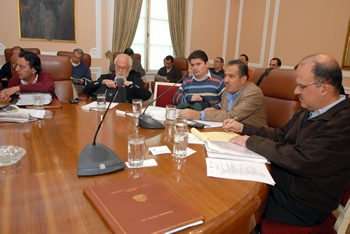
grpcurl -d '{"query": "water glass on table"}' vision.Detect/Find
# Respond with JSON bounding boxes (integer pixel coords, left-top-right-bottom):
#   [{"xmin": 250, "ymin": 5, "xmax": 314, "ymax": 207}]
[
  {"xmin": 173, "ymin": 131, "xmax": 188, "ymax": 158},
  {"xmin": 96, "ymin": 93, "xmax": 106, "ymax": 111},
  {"xmin": 128, "ymin": 134, "xmax": 145, "ymax": 167},
  {"xmin": 132, "ymin": 99, "xmax": 142, "ymax": 117},
  {"xmin": 174, "ymin": 119, "xmax": 188, "ymax": 133},
  {"xmin": 165, "ymin": 104, "xmax": 176, "ymax": 124},
  {"xmin": 33, "ymin": 94, "xmax": 44, "ymax": 110}
]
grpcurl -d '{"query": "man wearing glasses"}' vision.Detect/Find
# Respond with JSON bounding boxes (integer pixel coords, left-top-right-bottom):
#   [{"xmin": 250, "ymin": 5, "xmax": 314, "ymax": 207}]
[
  {"xmin": 84, "ymin": 54, "xmax": 151, "ymax": 103},
  {"xmin": 70, "ymin": 48, "xmax": 92, "ymax": 96},
  {"xmin": 224, "ymin": 54, "xmax": 350, "ymax": 227},
  {"xmin": 0, "ymin": 51, "xmax": 57, "ymax": 102}
]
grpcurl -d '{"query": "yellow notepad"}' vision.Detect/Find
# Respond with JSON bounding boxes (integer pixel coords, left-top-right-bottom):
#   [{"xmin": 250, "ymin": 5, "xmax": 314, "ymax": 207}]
[{"xmin": 191, "ymin": 128, "xmax": 238, "ymax": 142}]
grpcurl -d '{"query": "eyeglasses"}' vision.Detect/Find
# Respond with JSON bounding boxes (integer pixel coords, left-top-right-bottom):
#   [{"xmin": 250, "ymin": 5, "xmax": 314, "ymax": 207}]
[
  {"xmin": 116, "ymin": 66, "xmax": 129, "ymax": 71},
  {"xmin": 296, "ymin": 82, "xmax": 323, "ymax": 90},
  {"xmin": 72, "ymin": 55, "xmax": 83, "ymax": 60},
  {"xmin": 12, "ymin": 64, "xmax": 26, "ymax": 70}
]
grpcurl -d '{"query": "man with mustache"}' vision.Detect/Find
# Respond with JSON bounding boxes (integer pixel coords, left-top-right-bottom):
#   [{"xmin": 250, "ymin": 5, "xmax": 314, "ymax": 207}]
[
  {"xmin": 224, "ymin": 54, "xmax": 350, "ymax": 227},
  {"xmin": 178, "ymin": 59, "xmax": 267, "ymax": 127},
  {"xmin": 0, "ymin": 51, "xmax": 57, "ymax": 101},
  {"xmin": 84, "ymin": 54, "xmax": 151, "ymax": 103}
]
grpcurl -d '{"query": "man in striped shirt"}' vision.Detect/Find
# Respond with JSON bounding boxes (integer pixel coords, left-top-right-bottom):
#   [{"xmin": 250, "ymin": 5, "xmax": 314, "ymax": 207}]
[{"xmin": 173, "ymin": 50, "xmax": 226, "ymax": 110}]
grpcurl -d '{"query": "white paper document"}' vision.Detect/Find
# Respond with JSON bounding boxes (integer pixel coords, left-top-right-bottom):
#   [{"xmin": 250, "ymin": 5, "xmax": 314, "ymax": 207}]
[
  {"xmin": 149, "ymin": 146, "xmax": 172, "ymax": 155},
  {"xmin": 15, "ymin": 92, "xmax": 52, "ymax": 106},
  {"xmin": 125, "ymin": 159, "xmax": 158, "ymax": 168},
  {"xmin": 206, "ymin": 158, "xmax": 275, "ymax": 185},
  {"xmin": 82, "ymin": 102, "xmax": 119, "ymax": 111},
  {"xmin": 188, "ymin": 133, "xmax": 205, "ymax": 144},
  {"xmin": 0, "ymin": 105, "xmax": 45, "ymax": 123},
  {"xmin": 187, "ymin": 120, "xmax": 223, "ymax": 128}
]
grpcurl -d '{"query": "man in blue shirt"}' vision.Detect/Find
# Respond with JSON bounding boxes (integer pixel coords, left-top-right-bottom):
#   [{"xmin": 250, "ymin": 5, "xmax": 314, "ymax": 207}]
[{"xmin": 70, "ymin": 48, "xmax": 91, "ymax": 95}]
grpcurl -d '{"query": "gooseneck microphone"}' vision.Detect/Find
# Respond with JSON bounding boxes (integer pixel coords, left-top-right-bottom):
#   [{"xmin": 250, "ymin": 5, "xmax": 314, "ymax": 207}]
[
  {"xmin": 78, "ymin": 78, "xmax": 126, "ymax": 176},
  {"xmin": 138, "ymin": 74, "xmax": 188, "ymax": 129}
]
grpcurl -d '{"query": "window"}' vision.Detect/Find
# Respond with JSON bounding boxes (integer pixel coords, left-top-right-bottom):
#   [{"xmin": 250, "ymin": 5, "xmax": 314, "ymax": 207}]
[{"xmin": 131, "ymin": 0, "xmax": 174, "ymax": 73}]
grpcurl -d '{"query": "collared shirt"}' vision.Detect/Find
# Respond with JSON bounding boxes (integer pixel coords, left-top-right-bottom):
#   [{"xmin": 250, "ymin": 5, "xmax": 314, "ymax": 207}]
[
  {"xmin": 309, "ymin": 95, "xmax": 346, "ymax": 119},
  {"xmin": 166, "ymin": 65, "xmax": 173, "ymax": 73},
  {"xmin": 192, "ymin": 70, "xmax": 211, "ymax": 82},
  {"xmin": 71, "ymin": 58, "xmax": 80, "ymax": 67},
  {"xmin": 20, "ymin": 74, "xmax": 38, "ymax": 85},
  {"xmin": 200, "ymin": 83, "xmax": 245, "ymax": 120}
]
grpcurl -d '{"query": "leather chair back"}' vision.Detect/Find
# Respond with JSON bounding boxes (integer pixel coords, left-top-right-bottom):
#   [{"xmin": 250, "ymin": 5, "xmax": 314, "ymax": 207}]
[
  {"xmin": 173, "ymin": 58, "xmax": 189, "ymax": 77},
  {"xmin": 251, "ymin": 68, "xmax": 301, "ymax": 129},
  {"xmin": 39, "ymin": 55, "xmax": 73, "ymax": 101},
  {"xmin": 57, "ymin": 51, "xmax": 91, "ymax": 67},
  {"xmin": 112, "ymin": 52, "xmax": 141, "ymax": 62},
  {"xmin": 5, "ymin": 48, "xmax": 41, "ymax": 62}
]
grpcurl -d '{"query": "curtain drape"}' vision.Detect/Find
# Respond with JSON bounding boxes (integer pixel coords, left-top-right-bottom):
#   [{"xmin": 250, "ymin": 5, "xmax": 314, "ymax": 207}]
[
  {"xmin": 167, "ymin": 0, "xmax": 185, "ymax": 58},
  {"xmin": 112, "ymin": 0, "xmax": 143, "ymax": 53}
]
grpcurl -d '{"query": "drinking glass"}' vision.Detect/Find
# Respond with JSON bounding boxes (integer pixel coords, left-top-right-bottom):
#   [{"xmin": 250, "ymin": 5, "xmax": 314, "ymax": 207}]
[
  {"xmin": 128, "ymin": 134, "xmax": 145, "ymax": 167},
  {"xmin": 96, "ymin": 93, "xmax": 106, "ymax": 111},
  {"xmin": 174, "ymin": 119, "xmax": 187, "ymax": 133},
  {"xmin": 173, "ymin": 131, "xmax": 188, "ymax": 158},
  {"xmin": 33, "ymin": 94, "xmax": 44, "ymax": 110},
  {"xmin": 132, "ymin": 99, "xmax": 142, "ymax": 117},
  {"xmin": 166, "ymin": 104, "xmax": 176, "ymax": 124}
]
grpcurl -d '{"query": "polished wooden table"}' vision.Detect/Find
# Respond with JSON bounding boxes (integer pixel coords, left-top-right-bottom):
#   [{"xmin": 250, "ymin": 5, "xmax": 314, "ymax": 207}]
[{"xmin": 0, "ymin": 102, "xmax": 269, "ymax": 233}]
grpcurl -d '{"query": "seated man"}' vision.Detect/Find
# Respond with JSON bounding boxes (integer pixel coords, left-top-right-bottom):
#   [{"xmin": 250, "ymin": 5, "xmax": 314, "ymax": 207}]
[
  {"xmin": 0, "ymin": 46, "xmax": 23, "ymax": 89},
  {"xmin": 269, "ymin": 57, "xmax": 282, "ymax": 69},
  {"xmin": 155, "ymin": 55, "xmax": 182, "ymax": 83},
  {"xmin": 209, "ymin": 57, "xmax": 225, "ymax": 78},
  {"xmin": 70, "ymin": 48, "xmax": 92, "ymax": 95},
  {"xmin": 225, "ymin": 54, "xmax": 350, "ymax": 227},
  {"xmin": 84, "ymin": 54, "xmax": 151, "ymax": 103},
  {"xmin": 179, "ymin": 60, "xmax": 267, "ymax": 127},
  {"xmin": 239, "ymin": 54, "xmax": 253, "ymax": 82},
  {"xmin": 0, "ymin": 51, "xmax": 58, "ymax": 101},
  {"xmin": 173, "ymin": 50, "xmax": 225, "ymax": 109},
  {"xmin": 124, "ymin": 48, "xmax": 146, "ymax": 77}
]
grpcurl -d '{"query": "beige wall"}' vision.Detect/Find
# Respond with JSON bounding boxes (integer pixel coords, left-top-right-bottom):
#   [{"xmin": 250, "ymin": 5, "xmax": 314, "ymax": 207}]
[{"xmin": 1, "ymin": 0, "xmax": 350, "ymax": 88}]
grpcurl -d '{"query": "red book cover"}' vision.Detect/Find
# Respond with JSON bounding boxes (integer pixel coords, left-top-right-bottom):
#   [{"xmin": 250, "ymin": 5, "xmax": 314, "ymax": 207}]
[{"xmin": 83, "ymin": 175, "xmax": 204, "ymax": 233}]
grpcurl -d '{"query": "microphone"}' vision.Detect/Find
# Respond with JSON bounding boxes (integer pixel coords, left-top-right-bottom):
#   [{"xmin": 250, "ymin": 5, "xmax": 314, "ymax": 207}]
[
  {"xmin": 78, "ymin": 78, "xmax": 125, "ymax": 176},
  {"xmin": 138, "ymin": 74, "xmax": 188, "ymax": 129}
]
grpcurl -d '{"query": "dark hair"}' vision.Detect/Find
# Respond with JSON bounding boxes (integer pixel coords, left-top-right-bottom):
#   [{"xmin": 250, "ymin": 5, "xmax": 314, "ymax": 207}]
[
  {"xmin": 216, "ymin": 57, "xmax": 224, "ymax": 64},
  {"xmin": 165, "ymin": 55, "xmax": 174, "ymax": 62},
  {"xmin": 11, "ymin": 46, "xmax": 23, "ymax": 53},
  {"xmin": 123, "ymin": 48, "xmax": 134, "ymax": 56},
  {"xmin": 19, "ymin": 51, "xmax": 42, "ymax": 74},
  {"xmin": 240, "ymin": 54, "xmax": 249, "ymax": 62},
  {"xmin": 188, "ymin": 50, "xmax": 208, "ymax": 63},
  {"xmin": 271, "ymin": 57, "xmax": 282, "ymax": 66},
  {"xmin": 226, "ymin": 59, "xmax": 248, "ymax": 78},
  {"xmin": 73, "ymin": 48, "xmax": 84, "ymax": 57}
]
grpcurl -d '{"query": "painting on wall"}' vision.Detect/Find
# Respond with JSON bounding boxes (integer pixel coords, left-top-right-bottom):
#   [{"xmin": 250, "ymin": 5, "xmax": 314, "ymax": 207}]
[
  {"xmin": 342, "ymin": 19, "xmax": 350, "ymax": 70},
  {"xmin": 18, "ymin": 0, "xmax": 76, "ymax": 42}
]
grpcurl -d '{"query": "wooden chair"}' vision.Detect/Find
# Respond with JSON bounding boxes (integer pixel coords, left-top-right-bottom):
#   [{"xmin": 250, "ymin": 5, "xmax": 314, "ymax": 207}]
[
  {"xmin": 152, "ymin": 82, "xmax": 181, "ymax": 107},
  {"xmin": 258, "ymin": 187, "xmax": 350, "ymax": 233},
  {"xmin": 251, "ymin": 68, "xmax": 301, "ymax": 129},
  {"xmin": 39, "ymin": 55, "xmax": 73, "ymax": 101},
  {"xmin": 5, "ymin": 48, "xmax": 41, "ymax": 62}
]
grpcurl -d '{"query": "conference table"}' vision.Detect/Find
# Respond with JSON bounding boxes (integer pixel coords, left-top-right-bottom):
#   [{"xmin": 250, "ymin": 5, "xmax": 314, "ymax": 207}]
[{"xmin": 0, "ymin": 101, "xmax": 269, "ymax": 233}]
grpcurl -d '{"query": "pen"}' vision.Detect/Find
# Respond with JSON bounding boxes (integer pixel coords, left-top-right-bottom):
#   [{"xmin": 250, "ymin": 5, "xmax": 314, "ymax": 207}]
[{"xmin": 223, "ymin": 116, "xmax": 238, "ymax": 128}]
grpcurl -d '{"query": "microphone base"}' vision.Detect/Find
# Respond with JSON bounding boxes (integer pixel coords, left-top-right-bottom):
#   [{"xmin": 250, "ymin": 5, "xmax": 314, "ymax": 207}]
[
  {"xmin": 77, "ymin": 143, "xmax": 125, "ymax": 176},
  {"xmin": 138, "ymin": 114, "xmax": 165, "ymax": 129}
]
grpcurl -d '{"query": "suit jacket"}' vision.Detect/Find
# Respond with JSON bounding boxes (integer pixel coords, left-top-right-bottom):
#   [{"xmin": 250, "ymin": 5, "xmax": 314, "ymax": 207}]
[
  {"xmin": 132, "ymin": 58, "xmax": 146, "ymax": 77},
  {"xmin": 157, "ymin": 65, "xmax": 182, "ymax": 83},
  {"xmin": 204, "ymin": 81, "xmax": 267, "ymax": 127},
  {"xmin": 84, "ymin": 73, "xmax": 151, "ymax": 103}
]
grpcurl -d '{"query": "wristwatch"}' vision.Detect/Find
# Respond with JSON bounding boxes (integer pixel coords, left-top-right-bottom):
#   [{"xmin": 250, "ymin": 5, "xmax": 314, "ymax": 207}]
[{"xmin": 129, "ymin": 81, "xmax": 133, "ymax": 86}]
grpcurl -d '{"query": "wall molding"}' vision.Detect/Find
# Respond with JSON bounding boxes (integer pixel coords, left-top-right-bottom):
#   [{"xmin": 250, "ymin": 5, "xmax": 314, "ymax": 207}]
[
  {"xmin": 185, "ymin": 0, "xmax": 193, "ymax": 57},
  {"xmin": 234, "ymin": 0, "xmax": 244, "ymax": 59},
  {"xmin": 222, "ymin": 0, "xmax": 231, "ymax": 61},
  {"xmin": 268, "ymin": 0, "xmax": 280, "ymax": 67},
  {"xmin": 90, "ymin": 67, "xmax": 102, "ymax": 79},
  {"xmin": 89, "ymin": 0, "xmax": 102, "ymax": 59}
]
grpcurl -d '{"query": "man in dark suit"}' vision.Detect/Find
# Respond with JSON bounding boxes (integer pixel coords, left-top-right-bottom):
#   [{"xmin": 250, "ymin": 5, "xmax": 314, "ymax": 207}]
[
  {"xmin": 155, "ymin": 55, "xmax": 182, "ymax": 83},
  {"xmin": 84, "ymin": 54, "xmax": 151, "ymax": 103}
]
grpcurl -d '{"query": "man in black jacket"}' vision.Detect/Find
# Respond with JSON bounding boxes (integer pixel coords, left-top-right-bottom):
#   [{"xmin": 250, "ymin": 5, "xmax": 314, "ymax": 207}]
[{"xmin": 84, "ymin": 54, "xmax": 151, "ymax": 103}]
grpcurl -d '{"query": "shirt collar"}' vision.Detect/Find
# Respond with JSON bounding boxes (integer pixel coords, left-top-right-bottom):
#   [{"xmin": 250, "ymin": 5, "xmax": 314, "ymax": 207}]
[
  {"xmin": 192, "ymin": 70, "xmax": 211, "ymax": 81},
  {"xmin": 21, "ymin": 74, "xmax": 38, "ymax": 85},
  {"xmin": 166, "ymin": 65, "xmax": 173, "ymax": 73},
  {"xmin": 309, "ymin": 95, "xmax": 346, "ymax": 119},
  {"xmin": 71, "ymin": 58, "xmax": 80, "ymax": 67}
]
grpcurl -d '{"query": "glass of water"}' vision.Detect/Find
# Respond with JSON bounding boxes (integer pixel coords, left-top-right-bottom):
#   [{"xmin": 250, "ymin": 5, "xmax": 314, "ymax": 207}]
[
  {"xmin": 33, "ymin": 94, "xmax": 44, "ymax": 110},
  {"xmin": 166, "ymin": 104, "xmax": 176, "ymax": 124},
  {"xmin": 96, "ymin": 93, "xmax": 106, "ymax": 111},
  {"xmin": 173, "ymin": 131, "xmax": 188, "ymax": 158},
  {"xmin": 128, "ymin": 134, "xmax": 145, "ymax": 167},
  {"xmin": 132, "ymin": 99, "xmax": 142, "ymax": 117}
]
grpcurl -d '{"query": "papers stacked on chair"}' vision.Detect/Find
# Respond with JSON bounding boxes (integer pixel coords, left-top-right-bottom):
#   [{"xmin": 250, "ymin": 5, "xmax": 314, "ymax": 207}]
[
  {"xmin": 15, "ymin": 93, "xmax": 52, "ymax": 106},
  {"xmin": 0, "ymin": 105, "xmax": 45, "ymax": 123}
]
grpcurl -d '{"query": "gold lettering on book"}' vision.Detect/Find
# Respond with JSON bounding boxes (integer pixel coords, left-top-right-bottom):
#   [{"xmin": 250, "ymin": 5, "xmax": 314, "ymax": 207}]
[
  {"xmin": 140, "ymin": 211, "xmax": 174, "ymax": 222},
  {"xmin": 133, "ymin": 194, "xmax": 148, "ymax": 202},
  {"xmin": 159, "ymin": 210, "xmax": 173, "ymax": 216}
]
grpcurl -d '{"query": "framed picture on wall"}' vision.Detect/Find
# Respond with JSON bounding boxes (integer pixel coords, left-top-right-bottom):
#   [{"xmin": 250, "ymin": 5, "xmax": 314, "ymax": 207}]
[
  {"xmin": 18, "ymin": 0, "xmax": 76, "ymax": 42},
  {"xmin": 342, "ymin": 19, "xmax": 350, "ymax": 70}
]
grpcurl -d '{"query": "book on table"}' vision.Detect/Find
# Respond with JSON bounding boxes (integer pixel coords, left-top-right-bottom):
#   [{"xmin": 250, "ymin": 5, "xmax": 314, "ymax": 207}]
[{"xmin": 83, "ymin": 175, "xmax": 204, "ymax": 233}]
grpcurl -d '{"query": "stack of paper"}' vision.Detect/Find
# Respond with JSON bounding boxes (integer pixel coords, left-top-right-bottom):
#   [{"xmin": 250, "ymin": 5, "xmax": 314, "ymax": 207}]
[
  {"xmin": 81, "ymin": 102, "xmax": 119, "ymax": 111},
  {"xmin": 16, "ymin": 93, "xmax": 52, "ymax": 106},
  {"xmin": 0, "ymin": 105, "xmax": 45, "ymax": 123}
]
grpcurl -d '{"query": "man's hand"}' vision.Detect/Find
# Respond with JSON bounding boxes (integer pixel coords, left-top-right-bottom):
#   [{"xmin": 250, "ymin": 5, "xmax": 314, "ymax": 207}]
[
  {"xmin": 191, "ymin": 95, "xmax": 203, "ymax": 101},
  {"xmin": 0, "ymin": 86, "xmax": 20, "ymax": 102},
  {"xmin": 223, "ymin": 119, "xmax": 244, "ymax": 133},
  {"xmin": 124, "ymin": 80, "xmax": 132, "ymax": 87},
  {"xmin": 78, "ymin": 79, "xmax": 84, "ymax": 85},
  {"xmin": 102, "ymin": 79, "xmax": 116, "ymax": 88},
  {"xmin": 229, "ymin": 135, "xmax": 249, "ymax": 148},
  {"xmin": 178, "ymin": 109, "xmax": 201, "ymax": 120}
]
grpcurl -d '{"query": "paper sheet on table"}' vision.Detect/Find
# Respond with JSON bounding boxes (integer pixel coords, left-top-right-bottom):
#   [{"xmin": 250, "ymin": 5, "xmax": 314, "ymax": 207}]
[
  {"xmin": 142, "ymin": 106, "xmax": 180, "ymax": 121},
  {"xmin": 188, "ymin": 133, "xmax": 205, "ymax": 144},
  {"xmin": 187, "ymin": 120, "xmax": 223, "ymax": 128},
  {"xmin": 206, "ymin": 158, "xmax": 275, "ymax": 185},
  {"xmin": 125, "ymin": 159, "xmax": 158, "ymax": 168},
  {"xmin": 149, "ymin": 146, "xmax": 171, "ymax": 155},
  {"xmin": 191, "ymin": 128, "xmax": 238, "ymax": 142},
  {"xmin": 0, "ymin": 105, "xmax": 45, "ymax": 122},
  {"xmin": 82, "ymin": 102, "xmax": 119, "ymax": 111}
]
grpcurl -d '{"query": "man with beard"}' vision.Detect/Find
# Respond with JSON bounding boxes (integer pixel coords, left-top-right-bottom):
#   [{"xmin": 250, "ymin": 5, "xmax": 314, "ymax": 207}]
[
  {"xmin": 84, "ymin": 54, "xmax": 151, "ymax": 103},
  {"xmin": 224, "ymin": 54, "xmax": 350, "ymax": 227}
]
